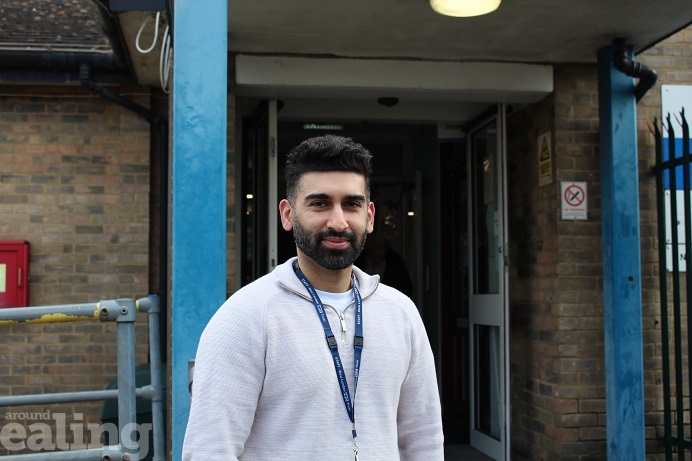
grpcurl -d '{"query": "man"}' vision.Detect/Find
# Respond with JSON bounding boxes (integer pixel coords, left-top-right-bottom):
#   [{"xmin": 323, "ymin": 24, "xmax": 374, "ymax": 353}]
[{"xmin": 183, "ymin": 135, "xmax": 443, "ymax": 460}]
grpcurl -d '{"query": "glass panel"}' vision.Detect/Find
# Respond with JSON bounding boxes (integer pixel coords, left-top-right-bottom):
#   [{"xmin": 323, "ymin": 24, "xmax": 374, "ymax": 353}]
[
  {"xmin": 474, "ymin": 324, "xmax": 502, "ymax": 440},
  {"xmin": 241, "ymin": 103, "xmax": 269, "ymax": 285},
  {"xmin": 471, "ymin": 119, "xmax": 500, "ymax": 294}
]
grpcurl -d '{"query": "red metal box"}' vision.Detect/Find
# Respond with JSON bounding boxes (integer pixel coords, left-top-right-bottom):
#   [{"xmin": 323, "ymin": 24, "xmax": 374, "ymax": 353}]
[{"xmin": 0, "ymin": 240, "xmax": 30, "ymax": 308}]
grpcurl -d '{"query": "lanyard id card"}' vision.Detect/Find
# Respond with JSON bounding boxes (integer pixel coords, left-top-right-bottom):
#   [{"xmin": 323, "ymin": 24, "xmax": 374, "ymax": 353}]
[{"xmin": 293, "ymin": 261, "xmax": 363, "ymax": 460}]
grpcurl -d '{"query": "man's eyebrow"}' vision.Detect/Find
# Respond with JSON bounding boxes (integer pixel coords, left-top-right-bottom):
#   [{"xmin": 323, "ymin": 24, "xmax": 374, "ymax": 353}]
[
  {"xmin": 303, "ymin": 193, "xmax": 331, "ymax": 202},
  {"xmin": 303, "ymin": 193, "xmax": 366, "ymax": 202},
  {"xmin": 345, "ymin": 194, "xmax": 367, "ymax": 202}
]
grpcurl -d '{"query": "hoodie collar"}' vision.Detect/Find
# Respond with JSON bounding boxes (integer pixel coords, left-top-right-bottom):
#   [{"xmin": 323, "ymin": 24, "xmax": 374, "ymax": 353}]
[{"xmin": 275, "ymin": 256, "xmax": 379, "ymax": 300}]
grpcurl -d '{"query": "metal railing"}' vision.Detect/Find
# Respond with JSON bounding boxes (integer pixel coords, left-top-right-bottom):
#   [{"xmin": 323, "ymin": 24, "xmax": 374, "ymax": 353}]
[
  {"xmin": 654, "ymin": 110, "xmax": 691, "ymax": 460},
  {"xmin": 0, "ymin": 296, "xmax": 164, "ymax": 461}
]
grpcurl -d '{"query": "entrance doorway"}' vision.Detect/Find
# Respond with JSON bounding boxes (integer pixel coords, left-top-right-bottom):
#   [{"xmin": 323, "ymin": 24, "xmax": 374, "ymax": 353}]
[
  {"xmin": 467, "ymin": 107, "xmax": 509, "ymax": 460},
  {"xmin": 440, "ymin": 138, "xmax": 470, "ymax": 444},
  {"xmin": 440, "ymin": 106, "xmax": 509, "ymax": 460},
  {"xmin": 275, "ymin": 121, "xmax": 429, "ymax": 307},
  {"xmin": 238, "ymin": 100, "xmax": 508, "ymax": 459}
]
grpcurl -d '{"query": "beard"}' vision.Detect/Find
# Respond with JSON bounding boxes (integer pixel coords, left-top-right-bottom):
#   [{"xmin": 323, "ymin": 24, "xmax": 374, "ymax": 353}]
[{"xmin": 292, "ymin": 216, "xmax": 367, "ymax": 270}]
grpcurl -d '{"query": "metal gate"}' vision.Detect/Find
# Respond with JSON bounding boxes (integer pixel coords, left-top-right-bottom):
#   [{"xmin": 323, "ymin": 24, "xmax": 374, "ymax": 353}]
[
  {"xmin": 655, "ymin": 109, "xmax": 691, "ymax": 459},
  {"xmin": 0, "ymin": 296, "xmax": 164, "ymax": 461}
]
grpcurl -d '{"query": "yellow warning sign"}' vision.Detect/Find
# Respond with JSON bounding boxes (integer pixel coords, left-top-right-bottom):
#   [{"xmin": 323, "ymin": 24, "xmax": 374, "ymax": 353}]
[
  {"xmin": 538, "ymin": 132, "xmax": 552, "ymax": 186},
  {"xmin": 540, "ymin": 136, "xmax": 550, "ymax": 161}
]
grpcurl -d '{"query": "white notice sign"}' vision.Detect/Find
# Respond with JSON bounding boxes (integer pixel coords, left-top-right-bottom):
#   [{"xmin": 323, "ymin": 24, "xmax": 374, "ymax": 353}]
[
  {"xmin": 561, "ymin": 182, "xmax": 587, "ymax": 220},
  {"xmin": 665, "ymin": 190, "xmax": 690, "ymax": 272}
]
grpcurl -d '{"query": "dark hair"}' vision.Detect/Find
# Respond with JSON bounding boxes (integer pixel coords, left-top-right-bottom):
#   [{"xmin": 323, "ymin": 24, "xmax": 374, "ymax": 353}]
[{"xmin": 284, "ymin": 135, "xmax": 372, "ymax": 203}]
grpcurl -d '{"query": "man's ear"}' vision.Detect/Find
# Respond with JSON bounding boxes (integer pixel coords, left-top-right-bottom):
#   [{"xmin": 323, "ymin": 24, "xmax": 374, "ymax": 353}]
[
  {"xmin": 279, "ymin": 199, "xmax": 294, "ymax": 231},
  {"xmin": 367, "ymin": 201, "xmax": 375, "ymax": 234}
]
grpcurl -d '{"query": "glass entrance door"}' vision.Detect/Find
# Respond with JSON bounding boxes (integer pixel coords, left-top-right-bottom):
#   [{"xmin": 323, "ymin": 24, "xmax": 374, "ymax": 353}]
[
  {"xmin": 240, "ymin": 99, "xmax": 279, "ymax": 286},
  {"xmin": 468, "ymin": 105, "xmax": 509, "ymax": 460}
]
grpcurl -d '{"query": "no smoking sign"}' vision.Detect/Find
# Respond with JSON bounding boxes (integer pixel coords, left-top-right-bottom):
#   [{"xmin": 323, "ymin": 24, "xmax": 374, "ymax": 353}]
[{"xmin": 561, "ymin": 181, "xmax": 588, "ymax": 220}]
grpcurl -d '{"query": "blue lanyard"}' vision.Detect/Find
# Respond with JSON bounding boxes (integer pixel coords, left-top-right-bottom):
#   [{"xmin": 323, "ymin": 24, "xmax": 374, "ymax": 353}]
[{"xmin": 293, "ymin": 260, "xmax": 363, "ymax": 441}]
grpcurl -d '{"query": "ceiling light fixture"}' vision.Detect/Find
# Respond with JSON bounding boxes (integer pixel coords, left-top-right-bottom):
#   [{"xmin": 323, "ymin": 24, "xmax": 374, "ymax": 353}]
[
  {"xmin": 430, "ymin": 0, "xmax": 501, "ymax": 17},
  {"xmin": 377, "ymin": 97, "xmax": 399, "ymax": 108}
]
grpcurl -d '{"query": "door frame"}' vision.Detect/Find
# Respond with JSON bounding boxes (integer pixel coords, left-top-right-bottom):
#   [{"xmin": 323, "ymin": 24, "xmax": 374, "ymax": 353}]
[
  {"xmin": 267, "ymin": 99, "xmax": 279, "ymax": 272},
  {"xmin": 466, "ymin": 104, "xmax": 510, "ymax": 460},
  {"xmin": 237, "ymin": 97, "xmax": 512, "ymax": 459}
]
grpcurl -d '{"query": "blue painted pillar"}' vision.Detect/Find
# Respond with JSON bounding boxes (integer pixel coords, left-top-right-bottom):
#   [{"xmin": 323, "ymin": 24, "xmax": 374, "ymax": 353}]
[
  {"xmin": 170, "ymin": 1, "xmax": 228, "ymax": 459},
  {"xmin": 597, "ymin": 45, "xmax": 645, "ymax": 459}
]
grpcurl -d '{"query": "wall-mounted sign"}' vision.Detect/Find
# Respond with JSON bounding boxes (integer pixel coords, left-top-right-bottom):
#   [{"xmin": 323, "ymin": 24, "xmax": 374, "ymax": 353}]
[
  {"xmin": 664, "ymin": 190, "xmax": 689, "ymax": 272},
  {"xmin": 662, "ymin": 85, "xmax": 692, "ymax": 272},
  {"xmin": 561, "ymin": 181, "xmax": 587, "ymax": 220},
  {"xmin": 437, "ymin": 122, "xmax": 465, "ymax": 140},
  {"xmin": 538, "ymin": 132, "xmax": 552, "ymax": 186}
]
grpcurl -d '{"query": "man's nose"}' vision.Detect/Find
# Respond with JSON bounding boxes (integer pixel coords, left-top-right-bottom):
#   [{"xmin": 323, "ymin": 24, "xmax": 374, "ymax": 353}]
[{"xmin": 327, "ymin": 207, "xmax": 349, "ymax": 231}]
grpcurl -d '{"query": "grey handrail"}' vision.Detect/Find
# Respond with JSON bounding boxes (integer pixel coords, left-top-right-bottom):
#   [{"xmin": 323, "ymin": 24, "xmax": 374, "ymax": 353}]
[{"xmin": 0, "ymin": 296, "xmax": 165, "ymax": 461}]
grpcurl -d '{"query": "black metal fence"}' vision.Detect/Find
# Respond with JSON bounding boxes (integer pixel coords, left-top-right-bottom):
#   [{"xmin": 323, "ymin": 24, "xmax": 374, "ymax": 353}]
[{"xmin": 655, "ymin": 109, "xmax": 691, "ymax": 460}]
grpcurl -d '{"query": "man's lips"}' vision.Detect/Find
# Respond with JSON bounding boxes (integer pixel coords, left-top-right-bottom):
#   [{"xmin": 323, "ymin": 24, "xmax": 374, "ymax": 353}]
[{"xmin": 322, "ymin": 236, "xmax": 351, "ymax": 249}]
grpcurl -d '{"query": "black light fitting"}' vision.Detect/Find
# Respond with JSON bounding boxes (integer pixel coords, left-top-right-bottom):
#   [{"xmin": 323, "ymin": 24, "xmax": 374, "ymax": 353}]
[{"xmin": 377, "ymin": 97, "xmax": 399, "ymax": 108}]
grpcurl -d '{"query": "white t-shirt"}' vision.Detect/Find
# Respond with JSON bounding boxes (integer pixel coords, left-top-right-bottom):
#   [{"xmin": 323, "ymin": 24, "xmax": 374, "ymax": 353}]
[{"xmin": 315, "ymin": 287, "xmax": 354, "ymax": 314}]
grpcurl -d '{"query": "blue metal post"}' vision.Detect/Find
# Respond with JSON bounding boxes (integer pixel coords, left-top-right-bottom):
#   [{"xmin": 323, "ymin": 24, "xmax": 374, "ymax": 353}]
[
  {"xmin": 597, "ymin": 45, "xmax": 645, "ymax": 459},
  {"xmin": 171, "ymin": 1, "xmax": 228, "ymax": 459}
]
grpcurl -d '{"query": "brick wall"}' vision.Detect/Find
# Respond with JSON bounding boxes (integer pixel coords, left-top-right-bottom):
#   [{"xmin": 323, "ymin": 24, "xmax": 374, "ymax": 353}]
[
  {"xmin": 0, "ymin": 85, "xmax": 152, "ymax": 453},
  {"xmin": 507, "ymin": 27, "xmax": 692, "ymax": 460},
  {"xmin": 508, "ymin": 64, "xmax": 606, "ymax": 460},
  {"xmin": 508, "ymin": 90, "xmax": 559, "ymax": 460}
]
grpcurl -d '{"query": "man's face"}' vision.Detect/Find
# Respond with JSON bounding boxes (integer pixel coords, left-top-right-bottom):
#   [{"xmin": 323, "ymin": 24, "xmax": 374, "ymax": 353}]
[{"xmin": 280, "ymin": 171, "xmax": 375, "ymax": 271}]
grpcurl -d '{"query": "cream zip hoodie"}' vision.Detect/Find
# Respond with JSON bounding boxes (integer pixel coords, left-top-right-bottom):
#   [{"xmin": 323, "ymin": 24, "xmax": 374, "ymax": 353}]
[{"xmin": 183, "ymin": 257, "xmax": 443, "ymax": 460}]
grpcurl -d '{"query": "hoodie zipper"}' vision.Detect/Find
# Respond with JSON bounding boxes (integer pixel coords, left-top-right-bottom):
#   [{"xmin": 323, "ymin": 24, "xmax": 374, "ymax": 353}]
[
  {"xmin": 280, "ymin": 281, "xmax": 354, "ymax": 343},
  {"xmin": 327, "ymin": 305, "xmax": 351, "ymax": 343},
  {"xmin": 338, "ymin": 312, "xmax": 347, "ymax": 343},
  {"xmin": 277, "ymin": 272, "xmax": 379, "ymax": 343}
]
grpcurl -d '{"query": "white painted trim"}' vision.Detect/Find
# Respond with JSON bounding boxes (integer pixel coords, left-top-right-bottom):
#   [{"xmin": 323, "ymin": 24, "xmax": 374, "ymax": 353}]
[
  {"xmin": 267, "ymin": 97, "xmax": 488, "ymax": 123},
  {"xmin": 236, "ymin": 55, "xmax": 553, "ymax": 103}
]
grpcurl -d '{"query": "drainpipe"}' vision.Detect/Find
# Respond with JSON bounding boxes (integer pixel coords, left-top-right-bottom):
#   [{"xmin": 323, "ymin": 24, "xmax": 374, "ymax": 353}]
[
  {"xmin": 80, "ymin": 63, "xmax": 169, "ymax": 362},
  {"xmin": 612, "ymin": 37, "xmax": 658, "ymax": 103},
  {"xmin": 80, "ymin": 64, "xmax": 160, "ymax": 123},
  {"xmin": 0, "ymin": 50, "xmax": 133, "ymax": 84},
  {"xmin": 0, "ymin": 51, "xmax": 121, "ymax": 70},
  {"xmin": 88, "ymin": 3, "xmax": 169, "ymax": 348}
]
